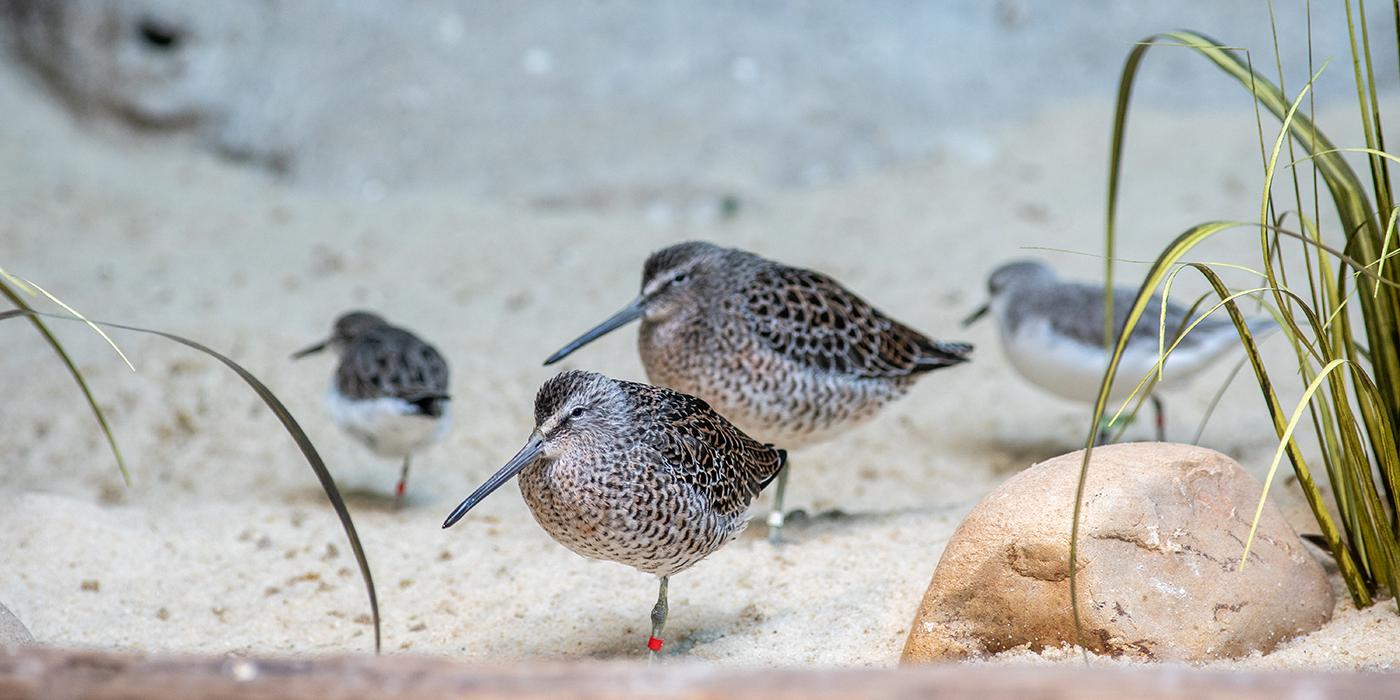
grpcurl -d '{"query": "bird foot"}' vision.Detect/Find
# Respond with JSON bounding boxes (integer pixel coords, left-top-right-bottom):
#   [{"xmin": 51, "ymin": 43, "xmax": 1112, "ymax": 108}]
[{"xmin": 766, "ymin": 509, "xmax": 812, "ymax": 545}]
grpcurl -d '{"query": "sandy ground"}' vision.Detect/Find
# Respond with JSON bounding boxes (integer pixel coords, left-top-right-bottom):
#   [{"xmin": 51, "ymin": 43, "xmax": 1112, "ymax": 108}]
[{"xmin": 1, "ymin": 53, "xmax": 1398, "ymax": 669}]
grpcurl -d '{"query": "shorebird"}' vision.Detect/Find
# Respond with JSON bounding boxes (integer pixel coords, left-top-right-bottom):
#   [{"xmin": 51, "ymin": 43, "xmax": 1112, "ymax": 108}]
[
  {"xmin": 442, "ymin": 370, "xmax": 785, "ymax": 656},
  {"xmin": 963, "ymin": 259, "xmax": 1277, "ymax": 442},
  {"xmin": 542, "ymin": 241, "xmax": 972, "ymax": 543},
  {"xmin": 293, "ymin": 311, "xmax": 450, "ymax": 506}
]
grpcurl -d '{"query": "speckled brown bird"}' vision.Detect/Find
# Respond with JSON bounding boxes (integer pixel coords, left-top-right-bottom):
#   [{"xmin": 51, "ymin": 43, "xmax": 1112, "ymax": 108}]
[
  {"xmin": 442, "ymin": 369, "xmax": 785, "ymax": 656},
  {"xmin": 543, "ymin": 241, "xmax": 971, "ymax": 542},
  {"xmin": 293, "ymin": 311, "xmax": 450, "ymax": 507}
]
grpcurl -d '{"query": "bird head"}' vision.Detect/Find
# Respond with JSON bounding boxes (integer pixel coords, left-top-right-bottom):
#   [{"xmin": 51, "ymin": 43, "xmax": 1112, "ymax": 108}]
[
  {"xmin": 442, "ymin": 370, "xmax": 628, "ymax": 528},
  {"xmin": 541, "ymin": 240, "xmax": 731, "ymax": 365}
]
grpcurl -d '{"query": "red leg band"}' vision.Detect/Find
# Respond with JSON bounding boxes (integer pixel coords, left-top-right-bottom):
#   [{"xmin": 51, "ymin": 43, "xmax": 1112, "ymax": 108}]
[
  {"xmin": 396, "ymin": 481, "xmax": 406, "ymax": 497},
  {"xmin": 646, "ymin": 636, "xmax": 663, "ymax": 652}
]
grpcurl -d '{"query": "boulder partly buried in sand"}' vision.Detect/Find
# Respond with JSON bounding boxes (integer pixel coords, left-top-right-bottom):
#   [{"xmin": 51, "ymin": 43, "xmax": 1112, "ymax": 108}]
[
  {"xmin": 902, "ymin": 443, "xmax": 1333, "ymax": 663},
  {"xmin": 0, "ymin": 602, "xmax": 34, "ymax": 647}
]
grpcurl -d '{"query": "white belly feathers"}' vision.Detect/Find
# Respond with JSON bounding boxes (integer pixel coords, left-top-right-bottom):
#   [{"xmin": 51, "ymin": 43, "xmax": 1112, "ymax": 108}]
[{"xmin": 325, "ymin": 386, "xmax": 448, "ymax": 459}]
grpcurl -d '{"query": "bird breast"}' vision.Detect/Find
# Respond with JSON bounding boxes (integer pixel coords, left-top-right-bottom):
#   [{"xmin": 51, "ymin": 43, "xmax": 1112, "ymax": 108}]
[{"xmin": 515, "ymin": 453, "xmax": 744, "ymax": 577}]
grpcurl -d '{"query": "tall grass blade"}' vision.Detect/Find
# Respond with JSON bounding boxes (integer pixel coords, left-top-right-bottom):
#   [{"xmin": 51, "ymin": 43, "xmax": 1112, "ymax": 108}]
[
  {"xmin": 0, "ymin": 279, "xmax": 130, "ymax": 485},
  {"xmin": 1239, "ymin": 357, "xmax": 1348, "ymax": 568},
  {"xmin": 11, "ymin": 275, "xmax": 135, "ymax": 371}
]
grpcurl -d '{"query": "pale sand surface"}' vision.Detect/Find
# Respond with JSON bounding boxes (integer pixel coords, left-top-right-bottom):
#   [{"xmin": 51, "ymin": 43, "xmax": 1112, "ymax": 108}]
[{"xmin": 0, "ymin": 62, "xmax": 1397, "ymax": 669}]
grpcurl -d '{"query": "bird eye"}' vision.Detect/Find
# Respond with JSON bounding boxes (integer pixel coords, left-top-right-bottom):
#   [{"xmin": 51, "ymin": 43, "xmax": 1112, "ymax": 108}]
[
  {"xmin": 673, "ymin": 272, "xmax": 689, "ymax": 284},
  {"xmin": 569, "ymin": 406, "xmax": 586, "ymax": 419}
]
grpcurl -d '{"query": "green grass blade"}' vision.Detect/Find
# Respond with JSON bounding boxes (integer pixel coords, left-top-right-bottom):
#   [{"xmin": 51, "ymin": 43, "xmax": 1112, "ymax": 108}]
[
  {"xmin": 1158, "ymin": 30, "xmax": 1400, "ymax": 416},
  {"xmin": 0, "ymin": 279, "xmax": 130, "ymax": 485},
  {"xmin": 0, "ymin": 308, "xmax": 382, "ymax": 653},
  {"xmin": 1239, "ymin": 358, "xmax": 1347, "ymax": 568},
  {"xmin": 1072, "ymin": 225, "xmax": 1372, "ymax": 652},
  {"xmin": 1187, "ymin": 264, "xmax": 1370, "ymax": 603},
  {"xmin": 1346, "ymin": 0, "xmax": 1396, "ymax": 220},
  {"xmin": 12, "ymin": 275, "xmax": 135, "ymax": 371},
  {"xmin": 1072, "ymin": 221, "xmax": 1237, "ymax": 651}
]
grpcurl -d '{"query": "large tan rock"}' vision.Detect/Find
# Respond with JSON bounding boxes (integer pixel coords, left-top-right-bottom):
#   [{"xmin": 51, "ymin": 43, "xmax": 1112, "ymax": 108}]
[{"xmin": 902, "ymin": 443, "xmax": 1333, "ymax": 663}]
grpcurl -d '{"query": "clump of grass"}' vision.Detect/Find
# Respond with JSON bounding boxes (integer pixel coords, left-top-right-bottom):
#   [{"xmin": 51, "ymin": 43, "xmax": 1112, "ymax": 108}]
[
  {"xmin": 1071, "ymin": 2, "xmax": 1400, "ymax": 645},
  {"xmin": 1, "ymin": 299, "xmax": 382, "ymax": 653}
]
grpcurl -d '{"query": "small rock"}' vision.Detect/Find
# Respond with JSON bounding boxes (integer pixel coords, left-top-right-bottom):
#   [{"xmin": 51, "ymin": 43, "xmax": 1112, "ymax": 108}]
[
  {"xmin": 902, "ymin": 443, "xmax": 1333, "ymax": 663},
  {"xmin": 0, "ymin": 603, "xmax": 34, "ymax": 647}
]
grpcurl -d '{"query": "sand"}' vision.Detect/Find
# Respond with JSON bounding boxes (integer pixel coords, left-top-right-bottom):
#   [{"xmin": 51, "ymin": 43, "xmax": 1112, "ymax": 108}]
[{"xmin": 1, "ymin": 40, "xmax": 1397, "ymax": 669}]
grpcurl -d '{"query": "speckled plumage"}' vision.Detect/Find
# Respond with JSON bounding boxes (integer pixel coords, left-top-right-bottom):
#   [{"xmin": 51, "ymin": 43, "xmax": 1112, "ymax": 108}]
[
  {"xmin": 635, "ymin": 242, "xmax": 972, "ymax": 449},
  {"xmin": 542, "ymin": 241, "xmax": 970, "ymax": 542},
  {"xmin": 517, "ymin": 370, "xmax": 785, "ymax": 577},
  {"xmin": 329, "ymin": 312, "xmax": 451, "ymax": 417}
]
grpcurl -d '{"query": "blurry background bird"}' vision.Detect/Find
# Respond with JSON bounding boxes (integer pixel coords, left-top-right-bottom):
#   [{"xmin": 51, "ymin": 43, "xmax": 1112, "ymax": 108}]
[
  {"xmin": 293, "ymin": 310, "xmax": 451, "ymax": 507},
  {"xmin": 963, "ymin": 259, "xmax": 1277, "ymax": 443}
]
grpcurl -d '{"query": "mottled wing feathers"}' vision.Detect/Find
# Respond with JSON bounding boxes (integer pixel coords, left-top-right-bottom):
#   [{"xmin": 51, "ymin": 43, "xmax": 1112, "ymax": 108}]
[
  {"xmin": 625, "ymin": 382, "xmax": 785, "ymax": 518},
  {"xmin": 336, "ymin": 326, "xmax": 451, "ymax": 415},
  {"xmin": 743, "ymin": 266, "xmax": 970, "ymax": 378}
]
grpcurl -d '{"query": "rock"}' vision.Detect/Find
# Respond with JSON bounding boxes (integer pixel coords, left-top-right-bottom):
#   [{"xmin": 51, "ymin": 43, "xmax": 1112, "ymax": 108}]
[
  {"xmin": 0, "ymin": 602, "xmax": 34, "ymax": 647},
  {"xmin": 902, "ymin": 443, "xmax": 1333, "ymax": 663}
]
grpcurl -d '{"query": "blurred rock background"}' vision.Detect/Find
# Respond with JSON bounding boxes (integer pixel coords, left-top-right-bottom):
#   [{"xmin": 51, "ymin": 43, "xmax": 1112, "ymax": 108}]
[{"xmin": 2, "ymin": 0, "xmax": 1394, "ymax": 206}]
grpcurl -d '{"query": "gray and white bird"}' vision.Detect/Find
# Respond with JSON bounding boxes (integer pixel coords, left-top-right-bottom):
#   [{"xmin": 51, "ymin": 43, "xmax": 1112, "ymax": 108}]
[
  {"xmin": 963, "ymin": 259, "xmax": 1277, "ymax": 441},
  {"xmin": 442, "ymin": 370, "xmax": 785, "ymax": 656},
  {"xmin": 293, "ymin": 311, "xmax": 450, "ymax": 506},
  {"xmin": 542, "ymin": 241, "xmax": 971, "ymax": 542}
]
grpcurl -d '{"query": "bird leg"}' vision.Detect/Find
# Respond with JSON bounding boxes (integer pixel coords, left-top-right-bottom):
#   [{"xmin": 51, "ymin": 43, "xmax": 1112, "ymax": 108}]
[
  {"xmin": 648, "ymin": 575, "xmax": 669, "ymax": 658},
  {"xmin": 395, "ymin": 456, "xmax": 411, "ymax": 509},
  {"xmin": 1151, "ymin": 394, "xmax": 1166, "ymax": 442},
  {"xmin": 767, "ymin": 461, "xmax": 791, "ymax": 545},
  {"xmin": 1095, "ymin": 416, "xmax": 1114, "ymax": 447}
]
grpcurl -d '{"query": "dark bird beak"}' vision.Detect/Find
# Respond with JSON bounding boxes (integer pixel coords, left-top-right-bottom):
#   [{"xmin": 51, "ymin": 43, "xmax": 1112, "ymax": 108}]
[
  {"xmin": 291, "ymin": 339, "xmax": 329, "ymax": 360},
  {"xmin": 543, "ymin": 296, "xmax": 646, "ymax": 365},
  {"xmin": 442, "ymin": 431, "xmax": 545, "ymax": 529},
  {"xmin": 961, "ymin": 304, "xmax": 990, "ymax": 328}
]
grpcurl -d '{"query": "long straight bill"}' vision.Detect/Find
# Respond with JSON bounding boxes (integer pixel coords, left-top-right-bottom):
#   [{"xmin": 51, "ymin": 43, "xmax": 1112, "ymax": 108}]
[
  {"xmin": 291, "ymin": 339, "xmax": 329, "ymax": 359},
  {"xmin": 442, "ymin": 433, "xmax": 545, "ymax": 528},
  {"xmin": 542, "ymin": 297, "xmax": 645, "ymax": 365},
  {"xmin": 961, "ymin": 303, "xmax": 990, "ymax": 327}
]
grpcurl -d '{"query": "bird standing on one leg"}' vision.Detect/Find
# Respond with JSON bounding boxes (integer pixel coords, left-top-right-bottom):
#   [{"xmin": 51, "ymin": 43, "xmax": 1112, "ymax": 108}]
[
  {"xmin": 293, "ymin": 311, "xmax": 451, "ymax": 507},
  {"xmin": 542, "ymin": 241, "xmax": 972, "ymax": 543},
  {"xmin": 442, "ymin": 370, "xmax": 785, "ymax": 656},
  {"xmin": 963, "ymin": 259, "xmax": 1277, "ymax": 443}
]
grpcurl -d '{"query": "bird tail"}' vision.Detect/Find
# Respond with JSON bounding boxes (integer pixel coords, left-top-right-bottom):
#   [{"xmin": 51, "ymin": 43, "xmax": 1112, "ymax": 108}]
[
  {"xmin": 758, "ymin": 446, "xmax": 788, "ymax": 491},
  {"xmin": 405, "ymin": 392, "xmax": 452, "ymax": 418},
  {"xmin": 914, "ymin": 340, "xmax": 974, "ymax": 371}
]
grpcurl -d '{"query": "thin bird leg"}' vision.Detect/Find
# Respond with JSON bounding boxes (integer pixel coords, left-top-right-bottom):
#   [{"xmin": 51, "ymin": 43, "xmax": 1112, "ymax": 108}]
[
  {"xmin": 395, "ymin": 455, "xmax": 411, "ymax": 509},
  {"xmin": 1151, "ymin": 394, "xmax": 1166, "ymax": 442},
  {"xmin": 648, "ymin": 576, "xmax": 669, "ymax": 658},
  {"xmin": 767, "ymin": 461, "xmax": 791, "ymax": 545}
]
